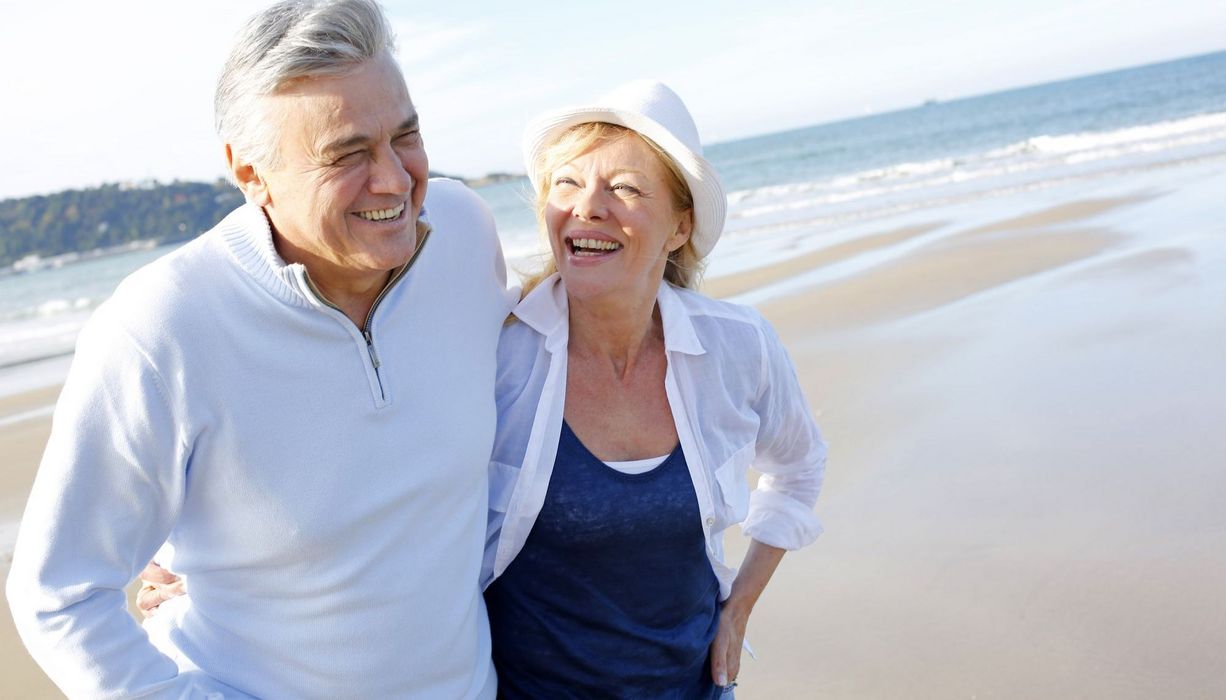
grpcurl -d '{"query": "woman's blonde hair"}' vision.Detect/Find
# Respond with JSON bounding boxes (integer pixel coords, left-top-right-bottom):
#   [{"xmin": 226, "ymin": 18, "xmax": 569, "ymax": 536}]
[{"xmin": 517, "ymin": 122, "xmax": 704, "ymax": 300}]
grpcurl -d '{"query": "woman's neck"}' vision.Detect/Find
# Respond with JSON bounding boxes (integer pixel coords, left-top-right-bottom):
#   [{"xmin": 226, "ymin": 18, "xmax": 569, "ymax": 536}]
[{"xmin": 567, "ymin": 287, "xmax": 663, "ymax": 380}]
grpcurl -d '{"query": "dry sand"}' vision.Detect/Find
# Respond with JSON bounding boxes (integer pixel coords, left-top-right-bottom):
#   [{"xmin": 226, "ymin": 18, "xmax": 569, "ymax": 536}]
[
  {"xmin": 3, "ymin": 173, "xmax": 1224, "ymax": 697},
  {"xmin": 1, "ymin": 390, "xmax": 61, "ymax": 696}
]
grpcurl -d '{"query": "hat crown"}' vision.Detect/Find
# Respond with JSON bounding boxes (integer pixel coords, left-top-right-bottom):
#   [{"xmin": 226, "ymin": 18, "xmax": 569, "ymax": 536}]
[{"xmin": 599, "ymin": 79, "xmax": 704, "ymax": 157}]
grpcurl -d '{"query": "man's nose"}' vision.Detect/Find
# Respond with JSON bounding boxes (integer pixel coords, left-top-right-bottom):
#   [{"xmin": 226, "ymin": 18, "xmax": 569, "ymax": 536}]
[{"xmin": 368, "ymin": 144, "xmax": 413, "ymax": 195}]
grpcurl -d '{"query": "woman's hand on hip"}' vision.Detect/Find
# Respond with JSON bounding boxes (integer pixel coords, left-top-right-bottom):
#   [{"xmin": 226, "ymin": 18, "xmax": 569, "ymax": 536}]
[
  {"xmin": 710, "ymin": 599, "xmax": 750, "ymax": 688},
  {"xmin": 710, "ymin": 539, "xmax": 787, "ymax": 688}
]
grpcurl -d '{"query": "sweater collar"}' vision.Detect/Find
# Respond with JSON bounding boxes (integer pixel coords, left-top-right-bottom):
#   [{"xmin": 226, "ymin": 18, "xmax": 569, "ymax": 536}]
[
  {"xmin": 218, "ymin": 203, "xmax": 314, "ymax": 309},
  {"xmin": 512, "ymin": 273, "xmax": 705, "ymax": 356},
  {"xmin": 218, "ymin": 202, "xmax": 432, "ymax": 313}
]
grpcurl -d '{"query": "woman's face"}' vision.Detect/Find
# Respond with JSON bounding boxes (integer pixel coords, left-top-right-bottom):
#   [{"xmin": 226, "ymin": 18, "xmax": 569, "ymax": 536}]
[{"xmin": 545, "ymin": 133, "xmax": 692, "ymax": 306}]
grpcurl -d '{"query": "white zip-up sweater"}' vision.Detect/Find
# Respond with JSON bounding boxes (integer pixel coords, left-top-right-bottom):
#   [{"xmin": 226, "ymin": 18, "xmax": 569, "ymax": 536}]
[{"xmin": 7, "ymin": 179, "xmax": 515, "ymax": 699}]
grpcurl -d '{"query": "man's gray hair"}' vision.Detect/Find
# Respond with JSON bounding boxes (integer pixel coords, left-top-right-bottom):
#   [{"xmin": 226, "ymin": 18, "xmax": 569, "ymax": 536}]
[{"xmin": 216, "ymin": 0, "xmax": 398, "ymax": 171}]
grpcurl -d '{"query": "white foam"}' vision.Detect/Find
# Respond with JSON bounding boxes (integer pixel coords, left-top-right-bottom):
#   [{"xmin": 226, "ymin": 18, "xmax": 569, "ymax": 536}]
[
  {"xmin": 722, "ymin": 110, "xmax": 1226, "ymax": 239},
  {"xmin": 1027, "ymin": 111, "xmax": 1226, "ymax": 155},
  {"xmin": 0, "ymin": 354, "xmax": 72, "ymax": 398},
  {"xmin": 0, "ymin": 403, "xmax": 55, "ymax": 429}
]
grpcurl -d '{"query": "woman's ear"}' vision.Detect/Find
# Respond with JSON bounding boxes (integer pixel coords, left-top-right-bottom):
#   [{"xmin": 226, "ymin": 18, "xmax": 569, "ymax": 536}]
[{"xmin": 668, "ymin": 209, "xmax": 694, "ymax": 252}]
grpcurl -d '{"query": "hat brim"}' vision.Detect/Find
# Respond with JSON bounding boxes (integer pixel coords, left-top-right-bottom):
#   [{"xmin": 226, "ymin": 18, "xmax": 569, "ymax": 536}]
[{"xmin": 523, "ymin": 106, "xmax": 726, "ymax": 260}]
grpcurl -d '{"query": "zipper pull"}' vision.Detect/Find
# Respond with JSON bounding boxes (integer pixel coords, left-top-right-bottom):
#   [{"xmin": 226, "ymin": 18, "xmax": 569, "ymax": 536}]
[{"xmin": 364, "ymin": 330, "xmax": 381, "ymax": 369}]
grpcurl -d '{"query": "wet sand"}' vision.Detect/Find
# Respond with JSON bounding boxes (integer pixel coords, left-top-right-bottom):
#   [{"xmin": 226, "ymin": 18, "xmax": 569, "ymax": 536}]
[
  {"xmin": 717, "ymin": 163, "xmax": 1226, "ymax": 697},
  {"xmin": 3, "ymin": 160, "xmax": 1225, "ymax": 697}
]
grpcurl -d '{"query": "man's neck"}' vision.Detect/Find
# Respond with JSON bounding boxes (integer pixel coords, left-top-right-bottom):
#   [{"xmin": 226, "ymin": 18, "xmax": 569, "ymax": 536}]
[
  {"xmin": 305, "ymin": 267, "xmax": 395, "ymax": 328},
  {"xmin": 267, "ymin": 226, "xmax": 395, "ymax": 327}
]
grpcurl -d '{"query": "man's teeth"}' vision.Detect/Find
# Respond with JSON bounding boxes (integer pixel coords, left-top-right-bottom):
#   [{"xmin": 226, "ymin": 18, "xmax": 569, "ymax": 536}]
[
  {"xmin": 571, "ymin": 238, "xmax": 622, "ymax": 253},
  {"xmin": 357, "ymin": 204, "xmax": 405, "ymax": 221}
]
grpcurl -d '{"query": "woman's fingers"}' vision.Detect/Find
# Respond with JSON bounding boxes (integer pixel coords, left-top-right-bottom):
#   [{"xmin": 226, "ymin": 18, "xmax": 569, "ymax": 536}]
[
  {"xmin": 138, "ymin": 561, "xmax": 179, "ymax": 585},
  {"xmin": 137, "ymin": 579, "xmax": 186, "ymax": 618},
  {"xmin": 710, "ymin": 625, "xmax": 729, "ymax": 686},
  {"xmin": 724, "ymin": 629, "xmax": 742, "ymax": 686},
  {"xmin": 711, "ymin": 608, "xmax": 745, "ymax": 687},
  {"xmin": 136, "ymin": 561, "xmax": 186, "ymax": 619}
]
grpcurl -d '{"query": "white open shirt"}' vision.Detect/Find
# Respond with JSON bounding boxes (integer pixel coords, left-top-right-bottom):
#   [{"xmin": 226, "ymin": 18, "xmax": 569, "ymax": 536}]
[{"xmin": 483, "ymin": 274, "xmax": 827, "ymax": 600}]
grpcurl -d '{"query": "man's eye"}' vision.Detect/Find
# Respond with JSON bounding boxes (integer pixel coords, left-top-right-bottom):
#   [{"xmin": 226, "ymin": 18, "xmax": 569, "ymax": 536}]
[
  {"xmin": 334, "ymin": 151, "xmax": 364, "ymax": 165},
  {"xmin": 395, "ymin": 131, "xmax": 422, "ymax": 145}
]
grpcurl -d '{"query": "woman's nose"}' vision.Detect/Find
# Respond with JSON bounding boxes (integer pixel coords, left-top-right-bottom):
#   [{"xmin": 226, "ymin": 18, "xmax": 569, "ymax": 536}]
[{"xmin": 572, "ymin": 185, "xmax": 607, "ymax": 221}]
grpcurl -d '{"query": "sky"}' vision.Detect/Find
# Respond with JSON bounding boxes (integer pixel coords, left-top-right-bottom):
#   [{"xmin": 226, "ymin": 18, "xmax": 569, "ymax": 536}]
[{"xmin": 1, "ymin": 0, "xmax": 1224, "ymax": 200}]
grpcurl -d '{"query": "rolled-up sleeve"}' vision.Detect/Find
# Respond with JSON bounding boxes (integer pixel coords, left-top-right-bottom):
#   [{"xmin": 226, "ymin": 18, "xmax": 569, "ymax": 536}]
[{"xmin": 740, "ymin": 314, "xmax": 827, "ymax": 550}]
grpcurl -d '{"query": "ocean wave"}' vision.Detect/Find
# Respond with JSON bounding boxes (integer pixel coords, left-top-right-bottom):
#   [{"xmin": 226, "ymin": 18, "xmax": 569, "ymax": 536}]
[
  {"xmin": 726, "ymin": 110, "xmax": 1226, "ymax": 222},
  {"xmin": 35, "ymin": 296, "xmax": 93, "ymax": 317},
  {"xmin": 1024, "ymin": 111, "xmax": 1226, "ymax": 155},
  {"xmin": 0, "ymin": 297, "xmax": 96, "ymax": 324}
]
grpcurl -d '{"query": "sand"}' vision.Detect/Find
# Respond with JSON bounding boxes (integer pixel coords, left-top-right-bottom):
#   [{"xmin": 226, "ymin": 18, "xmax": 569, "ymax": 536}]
[
  {"xmin": 3, "ymin": 158, "xmax": 1225, "ymax": 697},
  {"xmin": 1, "ymin": 389, "xmax": 60, "ymax": 696}
]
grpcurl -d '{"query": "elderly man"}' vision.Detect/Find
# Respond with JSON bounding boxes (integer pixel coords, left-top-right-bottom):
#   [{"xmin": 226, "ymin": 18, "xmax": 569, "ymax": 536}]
[{"xmin": 6, "ymin": 1, "xmax": 511, "ymax": 697}]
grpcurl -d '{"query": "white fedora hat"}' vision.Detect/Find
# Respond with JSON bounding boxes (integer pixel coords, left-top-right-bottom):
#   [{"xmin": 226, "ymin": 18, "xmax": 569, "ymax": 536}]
[{"xmin": 522, "ymin": 79, "xmax": 727, "ymax": 260}]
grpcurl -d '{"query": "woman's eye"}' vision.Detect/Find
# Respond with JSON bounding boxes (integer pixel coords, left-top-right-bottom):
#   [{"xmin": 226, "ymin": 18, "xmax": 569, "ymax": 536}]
[
  {"xmin": 554, "ymin": 176, "xmax": 578, "ymax": 187},
  {"xmin": 611, "ymin": 183, "xmax": 641, "ymax": 196}
]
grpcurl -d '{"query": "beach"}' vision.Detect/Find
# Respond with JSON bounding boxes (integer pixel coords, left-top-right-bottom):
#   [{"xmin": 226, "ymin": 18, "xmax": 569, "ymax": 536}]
[
  {"xmin": 716, "ymin": 153, "xmax": 1226, "ymax": 697},
  {"xmin": 3, "ymin": 147, "xmax": 1224, "ymax": 696}
]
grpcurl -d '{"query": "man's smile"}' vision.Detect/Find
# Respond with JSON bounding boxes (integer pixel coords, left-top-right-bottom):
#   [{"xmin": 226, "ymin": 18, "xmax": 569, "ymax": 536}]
[{"xmin": 355, "ymin": 203, "xmax": 405, "ymax": 222}]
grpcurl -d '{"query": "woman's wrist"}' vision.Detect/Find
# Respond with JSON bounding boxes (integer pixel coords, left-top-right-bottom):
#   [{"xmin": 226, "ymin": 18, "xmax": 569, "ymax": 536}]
[{"xmin": 721, "ymin": 592, "xmax": 755, "ymax": 624}]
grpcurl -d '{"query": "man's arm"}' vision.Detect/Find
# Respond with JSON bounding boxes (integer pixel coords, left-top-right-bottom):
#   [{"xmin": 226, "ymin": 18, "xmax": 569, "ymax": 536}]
[{"xmin": 5, "ymin": 311, "xmax": 227, "ymax": 698}]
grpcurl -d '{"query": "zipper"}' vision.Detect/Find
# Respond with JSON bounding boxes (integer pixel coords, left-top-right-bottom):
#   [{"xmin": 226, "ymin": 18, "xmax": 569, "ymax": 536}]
[
  {"xmin": 358, "ymin": 226, "xmax": 432, "ymax": 396},
  {"xmin": 361, "ymin": 222, "xmax": 430, "ymax": 334},
  {"xmin": 363, "ymin": 330, "xmax": 381, "ymax": 369},
  {"xmin": 299, "ymin": 221, "xmax": 433, "ymax": 403}
]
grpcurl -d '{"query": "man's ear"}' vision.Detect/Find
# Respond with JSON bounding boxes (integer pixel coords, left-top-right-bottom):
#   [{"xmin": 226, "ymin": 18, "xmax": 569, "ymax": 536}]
[{"xmin": 226, "ymin": 144, "xmax": 271, "ymax": 206}]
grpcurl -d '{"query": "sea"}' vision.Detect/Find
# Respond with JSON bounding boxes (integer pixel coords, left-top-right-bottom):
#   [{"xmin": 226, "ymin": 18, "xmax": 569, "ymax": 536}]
[{"xmin": 3, "ymin": 50, "xmax": 1226, "ymax": 391}]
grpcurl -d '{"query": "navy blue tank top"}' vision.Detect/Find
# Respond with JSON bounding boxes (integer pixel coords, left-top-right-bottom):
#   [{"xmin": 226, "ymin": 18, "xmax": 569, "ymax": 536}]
[{"xmin": 486, "ymin": 421, "xmax": 722, "ymax": 699}]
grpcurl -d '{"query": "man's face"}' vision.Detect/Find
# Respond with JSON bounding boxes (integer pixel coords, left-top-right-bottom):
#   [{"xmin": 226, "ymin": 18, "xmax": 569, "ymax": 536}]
[{"xmin": 251, "ymin": 54, "xmax": 428, "ymax": 290}]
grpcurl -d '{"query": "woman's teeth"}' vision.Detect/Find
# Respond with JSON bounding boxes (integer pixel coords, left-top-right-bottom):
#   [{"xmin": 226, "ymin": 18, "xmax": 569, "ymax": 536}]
[
  {"xmin": 571, "ymin": 238, "xmax": 622, "ymax": 256},
  {"xmin": 357, "ymin": 204, "xmax": 405, "ymax": 221}
]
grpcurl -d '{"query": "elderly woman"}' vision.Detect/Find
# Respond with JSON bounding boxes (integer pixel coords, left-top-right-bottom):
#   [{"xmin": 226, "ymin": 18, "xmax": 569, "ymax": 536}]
[
  {"xmin": 482, "ymin": 80, "xmax": 825, "ymax": 698},
  {"xmin": 141, "ymin": 80, "xmax": 825, "ymax": 697}
]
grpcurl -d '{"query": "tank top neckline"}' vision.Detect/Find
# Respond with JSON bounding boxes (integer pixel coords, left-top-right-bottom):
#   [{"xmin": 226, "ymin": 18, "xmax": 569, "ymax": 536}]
[{"xmin": 560, "ymin": 419, "xmax": 682, "ymax": 479}]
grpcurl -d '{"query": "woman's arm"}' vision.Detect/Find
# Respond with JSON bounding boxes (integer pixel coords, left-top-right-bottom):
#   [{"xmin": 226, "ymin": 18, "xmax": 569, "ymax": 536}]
[
  {"xmin": 708, "ymin": 313, "xmax": 827, "ymax": 686},
  {"xmin": 741, "ymin": 313, "xmax": 826, "ymax": 550},
  {"xmin": 710, "ymin": 540, "xmax": 786, "ymax": 687}
]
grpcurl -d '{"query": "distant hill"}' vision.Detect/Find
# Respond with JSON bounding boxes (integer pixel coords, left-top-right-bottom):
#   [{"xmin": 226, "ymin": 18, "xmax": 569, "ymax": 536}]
[
  {"xmin": 0, "ymin": 180, "xmax": 243, "ymax": 270},
  {"xmin": 0, "ymin": 170, "xmax": 520, "ymax": 270}
]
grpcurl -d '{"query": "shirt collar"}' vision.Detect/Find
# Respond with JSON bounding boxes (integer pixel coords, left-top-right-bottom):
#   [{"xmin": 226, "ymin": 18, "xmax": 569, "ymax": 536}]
[
  {"xmin": 511, "ymin": 273, "xmax": 706, "ymax": 356},
  {"xmin": 656, "ymin": 280, "xmax": 706, "ymax": 356}
]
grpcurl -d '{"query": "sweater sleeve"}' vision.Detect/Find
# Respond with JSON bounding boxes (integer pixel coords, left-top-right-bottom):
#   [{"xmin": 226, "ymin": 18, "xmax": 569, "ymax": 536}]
[
  {"xmin": 741, "ymin": 313, "xmax": 827, "ymax": 550},
  {"xmin": 5, "ymin": 310, "xmax": 232, "ymax": 699}
]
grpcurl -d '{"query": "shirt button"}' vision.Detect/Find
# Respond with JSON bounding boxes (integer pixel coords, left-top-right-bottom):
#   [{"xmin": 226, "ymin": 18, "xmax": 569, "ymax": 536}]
[{"xmin": 706, "ymin": 516, "xmax": 715, "ymax": 527}]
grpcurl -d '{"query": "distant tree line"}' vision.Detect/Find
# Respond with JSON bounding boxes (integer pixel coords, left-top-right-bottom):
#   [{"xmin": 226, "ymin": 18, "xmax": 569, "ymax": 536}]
[
  {"xmin": 0, "ymin": 180, "xmax": 244, "ymax": 268},
  {"xmin": 0, "ymin": 170, "xmax": 522, "ymax": 269}
]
